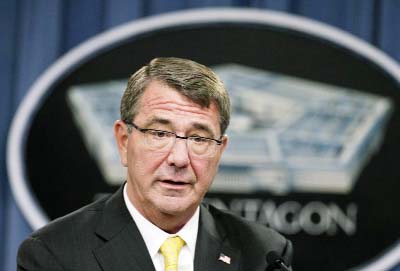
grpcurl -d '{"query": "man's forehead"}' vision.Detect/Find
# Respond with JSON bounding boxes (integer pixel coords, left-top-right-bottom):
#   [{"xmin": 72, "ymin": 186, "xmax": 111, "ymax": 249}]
[
  {"xmin": 139, "ymin": 81, "xmax": 199, "ymax": 106},
  {"xmin": 137, "ymin": 81, "xmax": 220, "ymax": 120}
]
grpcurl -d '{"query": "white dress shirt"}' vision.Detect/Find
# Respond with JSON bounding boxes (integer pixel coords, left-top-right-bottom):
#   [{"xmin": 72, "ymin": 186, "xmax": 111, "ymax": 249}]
[{"xmin": 123, "ymin": 185, "xmax": 199, "ymax": 271}]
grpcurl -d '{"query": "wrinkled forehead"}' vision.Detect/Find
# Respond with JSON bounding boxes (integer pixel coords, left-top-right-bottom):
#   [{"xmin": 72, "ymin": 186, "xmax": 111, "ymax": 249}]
[{"xmin": 135, "ymin": 81, "xmax": 222, "ymax": 135}]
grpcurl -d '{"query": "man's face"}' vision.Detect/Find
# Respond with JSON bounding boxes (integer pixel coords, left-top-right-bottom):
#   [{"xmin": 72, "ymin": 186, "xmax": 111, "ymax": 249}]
[{"xmin": 114, "ymin": 80, "xmax": 228, "ymax": 223}]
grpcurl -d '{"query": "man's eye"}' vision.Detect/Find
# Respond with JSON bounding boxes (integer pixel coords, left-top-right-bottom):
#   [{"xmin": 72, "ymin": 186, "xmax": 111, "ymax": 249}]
[
  {"xmin": 191, "ymin": 137, "xmax": 208, "ymax": 143},
  {"xmin": 150, "ymin": 130, "xmax": 169, "ymax": 138}
]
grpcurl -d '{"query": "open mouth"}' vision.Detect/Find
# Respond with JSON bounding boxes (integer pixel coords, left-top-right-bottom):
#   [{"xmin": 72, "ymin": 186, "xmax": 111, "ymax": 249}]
[
  {"xmin": 159, "ymin": 179, "xmax": 191, "ymax": 189},
  {"xmin": 162, "ymin": 180, "xmax": 187, "ymax": 185}
]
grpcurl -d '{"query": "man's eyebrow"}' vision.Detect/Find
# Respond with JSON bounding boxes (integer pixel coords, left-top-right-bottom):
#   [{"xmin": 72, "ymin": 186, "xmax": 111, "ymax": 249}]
[
  {"xmin": 143, "ymin": 117, "xmax": 171, "ymax": 128},
  {"xmin": 192, "ymin": 123, "xmax": 216, "ymax": 138}
]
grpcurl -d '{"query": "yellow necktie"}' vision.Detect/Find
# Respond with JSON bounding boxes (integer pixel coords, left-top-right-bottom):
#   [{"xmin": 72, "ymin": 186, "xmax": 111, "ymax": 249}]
[{"xmin": 159, "ymin": 236, "xmax": 185, "ymax": 271}]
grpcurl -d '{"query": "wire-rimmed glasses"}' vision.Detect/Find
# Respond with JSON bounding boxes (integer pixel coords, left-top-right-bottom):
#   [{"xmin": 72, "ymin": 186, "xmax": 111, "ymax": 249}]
[{"xmin": 125, "ymin": 121, "xmax": 223, "ymax": 157}]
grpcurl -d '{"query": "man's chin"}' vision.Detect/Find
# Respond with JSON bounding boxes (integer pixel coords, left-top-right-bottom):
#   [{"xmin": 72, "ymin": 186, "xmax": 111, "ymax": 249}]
[{"xmin": 157, "ymin": 198, "xmax": 195, "ymax": 216}]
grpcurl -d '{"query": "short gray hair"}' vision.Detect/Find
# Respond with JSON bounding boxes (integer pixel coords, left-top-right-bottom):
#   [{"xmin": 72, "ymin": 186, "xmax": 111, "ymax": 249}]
[{"xmin": 120, "ymin": 57, "xmax": 230, "ymax": 135}]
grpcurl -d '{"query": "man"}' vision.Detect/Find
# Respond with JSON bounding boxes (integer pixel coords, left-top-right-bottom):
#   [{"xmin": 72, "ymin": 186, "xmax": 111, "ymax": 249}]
[{"xmin": 18, "ymin": 57, "xmax": 293, "ymax": 271}]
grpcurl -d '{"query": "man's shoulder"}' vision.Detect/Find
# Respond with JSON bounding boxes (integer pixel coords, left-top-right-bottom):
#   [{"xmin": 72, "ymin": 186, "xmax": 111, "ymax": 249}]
[
  {"xmin": 17, "ymin": 195, "xmax": 114, "ymax": 270},
  {"xmin": 206, "ymin": 203, "xmax": 287, "ymax": 241},
  {"xmin": 29, "ymin": 195, "xmax": 109, "ymax": 242}
]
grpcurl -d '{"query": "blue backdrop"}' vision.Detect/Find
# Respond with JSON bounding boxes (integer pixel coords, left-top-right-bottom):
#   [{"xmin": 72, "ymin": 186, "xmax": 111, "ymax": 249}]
[{"xmin": 1, "ymin": 1, "xmax": 400, "ymax": 270}]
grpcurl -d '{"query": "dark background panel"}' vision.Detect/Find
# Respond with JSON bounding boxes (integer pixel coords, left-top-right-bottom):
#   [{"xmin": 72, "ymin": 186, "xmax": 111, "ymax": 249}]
[
  {"xmin": 24, "ymin": 23, "xmax": 400, "ymax": 271},
  {"xmin": 3, "ymin": 1, "xmax": 400, "ymax": 270}
]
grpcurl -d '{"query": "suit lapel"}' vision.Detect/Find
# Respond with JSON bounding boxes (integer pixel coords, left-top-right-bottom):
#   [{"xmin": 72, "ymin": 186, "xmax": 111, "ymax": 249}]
[
  {"xmin": 92, "ymin": 186, "xmax": 155, "ymax": 271},
  {"xmin": 194, "ymin": 205, "xmax": 241, "ymax": 271},
  {"xmin": 91, "ymin": 187, "xmax": 241, "ymax": 271}
]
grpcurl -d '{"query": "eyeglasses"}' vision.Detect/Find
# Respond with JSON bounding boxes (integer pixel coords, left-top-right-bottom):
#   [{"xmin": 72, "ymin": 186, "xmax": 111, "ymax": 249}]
[{"xmin": 125, "ymin": 121, "xmax": 223, "ymax": 157}]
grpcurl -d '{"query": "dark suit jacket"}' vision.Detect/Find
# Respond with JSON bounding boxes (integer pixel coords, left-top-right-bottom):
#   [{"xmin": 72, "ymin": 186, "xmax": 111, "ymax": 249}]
[{"xmin": 17, "ymin": 186, "xmax": 293, "ymax": 271}]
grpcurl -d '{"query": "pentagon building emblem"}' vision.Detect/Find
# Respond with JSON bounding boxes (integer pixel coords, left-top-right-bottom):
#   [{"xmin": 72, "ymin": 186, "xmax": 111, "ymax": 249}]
[{"xmin": 67, "ymin": 64, "xmax": 392, "ymax": 195}]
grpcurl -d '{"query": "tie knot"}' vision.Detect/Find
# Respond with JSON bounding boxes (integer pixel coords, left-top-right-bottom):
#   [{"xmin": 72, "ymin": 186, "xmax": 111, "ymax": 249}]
[{"xmin": 160, "ymin": 236, "xmax": 185, "ymax": 271}]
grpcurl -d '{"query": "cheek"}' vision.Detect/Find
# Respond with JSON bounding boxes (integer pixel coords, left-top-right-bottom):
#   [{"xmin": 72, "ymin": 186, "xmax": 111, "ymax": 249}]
[
  {"xmin": 127, "ymin": 145, "xmax": 165, "ymax": 176},
  {"xmin": 191, "ymin": 158, "xmax": 218, "ymax": 183}
]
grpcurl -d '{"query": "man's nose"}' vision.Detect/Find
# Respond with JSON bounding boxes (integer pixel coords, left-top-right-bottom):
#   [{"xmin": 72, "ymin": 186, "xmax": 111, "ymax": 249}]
[{"xmin": 166, "ymin": 138, "xmax": 190, "ymax": 168}]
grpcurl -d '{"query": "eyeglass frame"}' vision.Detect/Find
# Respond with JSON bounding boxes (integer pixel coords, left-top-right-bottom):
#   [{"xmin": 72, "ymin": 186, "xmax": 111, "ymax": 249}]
[{"xmin": 124, "ymin": 121, "xmax": 223, "ymax": 155}]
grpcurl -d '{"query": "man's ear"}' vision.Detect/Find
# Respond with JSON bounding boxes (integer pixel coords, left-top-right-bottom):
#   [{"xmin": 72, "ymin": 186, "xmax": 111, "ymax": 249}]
[
  {"xmin": 220, "ymin": 135, "xmax": 229, "ymax": 153},
  {"xmin": 114, "ymin": 120, "xmax": 129, "ymax": 167}
]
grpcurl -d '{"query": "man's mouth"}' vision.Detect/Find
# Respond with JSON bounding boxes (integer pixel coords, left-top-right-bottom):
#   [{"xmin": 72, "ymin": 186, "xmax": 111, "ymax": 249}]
[
  {"xmin": 162, "ymin": 180, "xmax": 187, "ymax": 185},
  {"xmin": 159, "ymin": 179, "xmax": 191, "ymax": 189}
]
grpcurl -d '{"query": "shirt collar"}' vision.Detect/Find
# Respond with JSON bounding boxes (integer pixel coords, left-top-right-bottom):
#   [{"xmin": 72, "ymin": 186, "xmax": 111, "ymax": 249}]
[{"xmin": 123, "ymin": 184, "xmax": 199, "ymax": 258}]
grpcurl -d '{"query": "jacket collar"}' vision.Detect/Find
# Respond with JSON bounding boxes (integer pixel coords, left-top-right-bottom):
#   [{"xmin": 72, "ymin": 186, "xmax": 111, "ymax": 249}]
[
  {"xmin": 93, "ymin": 185, "xmax": 155, "ymax": 271},
  {"xmin": 92, "ymin": 186, "xmax": 240, "ymax": 271},
  {"xmin": 194, "ymin": 204, "xmax": 241, "ymax": 271}
]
